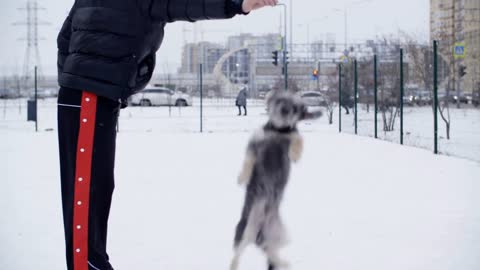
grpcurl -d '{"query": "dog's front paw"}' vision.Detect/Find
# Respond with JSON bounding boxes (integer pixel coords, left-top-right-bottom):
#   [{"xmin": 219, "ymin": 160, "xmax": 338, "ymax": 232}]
[
  {"xmin": 289, "ymin": 135, "xmax": 303, "ymax": 163},
  {"xmin": 238, "ymin": 151, "xmax": 255, "ymax": 186},
  {"xmin": 289, "ymin": 147, "xmax": 302, "ymax": 163},
  {"xmin": 237, "ymin": 173, "xmax": 249, "ymax": 186}
]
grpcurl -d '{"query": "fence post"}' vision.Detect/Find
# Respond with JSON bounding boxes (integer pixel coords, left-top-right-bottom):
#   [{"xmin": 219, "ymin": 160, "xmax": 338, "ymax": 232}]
[
  {"xmin": 433, "ymin": 41, "xmax": 438, "ymax": 154},
  {"xmin": 317, "ymin": 61, "xmax": 321, "ymax": 90},
  {"xmin": 284, "ymin": 50, "xmax": 288, "ymax": 91},
  {"xmin": 354, "ymin": 59, "xmax": 358, "ymax": 135},
  {"xmin": 374, "ymin": 55, "xmax": 378, "ymax": 139},
  {"xmin": 339, "ymin": 63, "xmax": 342, "ymax": 133},
  {"xmin": 34, "ymin": 66, "xmax": 38, "ymax": 132},
  {"xmin": 400, "ymin": 49, "xmax": 404, "ymax": 145},
  {"xmin": 199, "ymin": 63, "xmax": 203, "ymax": 133}
]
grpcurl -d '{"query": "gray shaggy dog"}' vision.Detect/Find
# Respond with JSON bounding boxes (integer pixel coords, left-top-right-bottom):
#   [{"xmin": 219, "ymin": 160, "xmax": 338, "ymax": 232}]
[{"xmin": 230, "ymin": 91, "xmax": 323, "ymax": 270}]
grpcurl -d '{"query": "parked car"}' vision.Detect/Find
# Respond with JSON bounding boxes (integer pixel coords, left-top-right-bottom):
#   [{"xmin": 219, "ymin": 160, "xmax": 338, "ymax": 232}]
[
  {"xmin": 0, "ymin": 88, "xmax": 16, "ymax": 99},
  {"xmin": 414, "ymin": 91, "xmax": 432, "ymax": 106},
  {"xmin": 453, "ymin": 94, "xmax": 469, "ymax": 104},
  {"xmin": 403, "ymin": 95, "xmax": 415, "ymax": 106},
  {"xmin": 473, "ymin": 91, "xmax": 480, "ymax": 107},
  {"xmin": 466, "ymin": 92, "xmax": 480, "ymax": 107},
  {"xmin": 258, "ymin": 91, "xmax": 268, "ymax": 99},
  {"xmin": 300, "ymin": 91, "xmax": 328, "ymax": 106},
  {"xmin": 437, "ymin": 92, "xmax": 456, "ymax": 104},
  {"xmin": 129, "ymin": 87, "xmax": 192, "ymax": 107}
]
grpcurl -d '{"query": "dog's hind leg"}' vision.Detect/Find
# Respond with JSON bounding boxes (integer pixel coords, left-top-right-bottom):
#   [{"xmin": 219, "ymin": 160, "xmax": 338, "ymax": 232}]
[
  {"xmin": 231, "ymin": 199, "xmax": 266, "ymax": 270},
  {"xmin": 264, "ymin": 248, "xmax": 289, "ymax": 270},
  {"xmin": 230, "ymin": 239, "xmax": 249, "ymax": 270},
  {"xmin": 262, "ymin": 214, "xmax": 290, "ymax": 269},
  {"xmin": 230, "ymin": 217, "xmax": 249, "ymax": 270},
  {"xmin": 258, "ymin": 231, "xmax": 278, "ymax": 270}
]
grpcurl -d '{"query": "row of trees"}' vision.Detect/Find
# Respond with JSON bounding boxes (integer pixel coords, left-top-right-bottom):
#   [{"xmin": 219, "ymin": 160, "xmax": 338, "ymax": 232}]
[{"xmin": 317, "ymin": 34, "xmax": 466, "ymax": 140}]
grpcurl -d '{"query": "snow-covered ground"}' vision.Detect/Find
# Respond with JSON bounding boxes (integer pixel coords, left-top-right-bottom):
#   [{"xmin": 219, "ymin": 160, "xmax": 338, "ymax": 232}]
[
  {"xmin": 1, "ymin": 98, "xmax": 480, "ymax": 270},
  {"xmin": 338, "ymin": 104, "xmax": 480, "ymax": 162}
]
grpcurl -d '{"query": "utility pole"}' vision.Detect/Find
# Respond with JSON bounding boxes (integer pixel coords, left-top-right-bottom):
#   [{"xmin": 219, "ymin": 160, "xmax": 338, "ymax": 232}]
[
  {"xmin": 317, "ymin": 61, "xmax": 321, "ymax": 91},
  {"xmin": 333, "ymin": 0, "xmax": 373, "ymax": 52},
  {"xmin": 344, "ymin": 5, "xmax": 348, "ymax": 51},
  {"xmin": 289, "ymin": 0, "xmax": 293, "ymax": 59},
  {"xmin": 3, "ymin": 76, "xmax": 7, "ymax": 119},
  {"xmin": 451, "ymin": 0, "xmax": 457, "ymax": 108},
  {"xmin": 454, "ymin": 0, "xmax": 463, "ymax": 108},
  {"xmin": 277, "ymin": 3, "xmax": 288, "ymax": 91},
  {"xmin": 13, "ymin": 0, "xmax": 49, "ymax": 91}
]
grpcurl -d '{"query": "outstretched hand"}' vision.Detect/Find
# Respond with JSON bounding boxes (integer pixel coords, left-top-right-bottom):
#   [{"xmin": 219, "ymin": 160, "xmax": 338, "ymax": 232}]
[{"xmin": 242, "ymin": 0, "xmax": 279, "ymax": 13}]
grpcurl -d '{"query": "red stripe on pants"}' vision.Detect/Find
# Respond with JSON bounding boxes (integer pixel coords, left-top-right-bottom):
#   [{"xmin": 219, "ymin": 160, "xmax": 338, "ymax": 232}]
[{"xmin": 73, "ymin": 92, "xmax": 97, "ymax": 270}]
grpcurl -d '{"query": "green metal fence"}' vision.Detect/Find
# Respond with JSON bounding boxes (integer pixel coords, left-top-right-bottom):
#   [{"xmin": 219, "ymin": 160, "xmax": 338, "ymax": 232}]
[{"xmin": 335, "ymin": 40, "xmax": 480, "ymax": 163}]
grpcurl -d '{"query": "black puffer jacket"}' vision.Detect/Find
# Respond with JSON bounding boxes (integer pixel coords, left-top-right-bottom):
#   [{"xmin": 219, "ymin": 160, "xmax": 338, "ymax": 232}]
[{"xmin": 57, "ymin": 0, "xmax": 246, "ymax": 103}]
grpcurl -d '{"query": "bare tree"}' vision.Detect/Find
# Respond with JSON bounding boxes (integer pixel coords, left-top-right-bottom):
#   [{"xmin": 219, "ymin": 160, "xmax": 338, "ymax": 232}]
[
  {"xmin": 376, "ymin": 36, "xmax": 402, "ymax": 132},
  {"xmin": 324, "ymin": 69, "xmax": 339, "ymax": 125},
  {"xmin": 434, "ymin": 34, "xmax": 457, "ymax": 139},
  {"xmin": 401, "ymin": 32, "xmax": 453, "ymax": 139},
  {"xmin": 339, "ymin": 62, "xmax": 355, "ymax": 115},
  {"xmin": 357, "ymin": 57, "xmax": 375, "ymax": 113},
  {"xmin": 400, "ymin": 33, "xmax": 433, "ymax": 97}
]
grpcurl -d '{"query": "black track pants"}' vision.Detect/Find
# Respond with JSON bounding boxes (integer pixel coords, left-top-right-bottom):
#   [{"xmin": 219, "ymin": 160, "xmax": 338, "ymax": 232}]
[{"xmin": 57, "ymin": 87, "xmax": 119, "ymax": 270}]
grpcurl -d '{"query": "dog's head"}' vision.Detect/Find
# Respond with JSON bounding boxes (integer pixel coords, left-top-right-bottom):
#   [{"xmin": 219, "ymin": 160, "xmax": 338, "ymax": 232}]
[{"xmin": 266, "ymin": 90, "xmax": 323, "ymax": 129}]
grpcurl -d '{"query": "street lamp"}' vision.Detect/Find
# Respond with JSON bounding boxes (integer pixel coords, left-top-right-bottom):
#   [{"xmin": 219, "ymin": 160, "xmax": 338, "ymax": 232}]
[
  {"xmin": 289, "ymin": 0, "xmax": 293, "ymax": 59},
  {"xmin": 296, "ymin": 16, "xmax": 329, "ymax": 58},
  {"xmin": 276, "ymin": 3, "xmax": 288, "ymax": 90},
  {"xmin": 332, "ymin": 7, "xmax": 347, "ymax": 51},
  {"xmin": 235, "ymin": 63, "xmax": 240, "ymax": 84},
  {"xmin": 333, "ymin": 0, "xmax": 373, "ymax": 51}
]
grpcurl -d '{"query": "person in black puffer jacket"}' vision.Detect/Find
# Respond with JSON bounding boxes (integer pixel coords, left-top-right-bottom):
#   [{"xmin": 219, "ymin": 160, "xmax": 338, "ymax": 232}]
[{"xmin": 56, "ymin": 1, "xmax": 278, "ymax": 269}]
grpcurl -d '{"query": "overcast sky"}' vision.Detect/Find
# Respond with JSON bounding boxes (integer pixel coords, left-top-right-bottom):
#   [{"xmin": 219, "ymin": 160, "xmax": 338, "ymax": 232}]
[{"xmin": 0, "ymin": 0, "xmax": 430, "ymax": 76}]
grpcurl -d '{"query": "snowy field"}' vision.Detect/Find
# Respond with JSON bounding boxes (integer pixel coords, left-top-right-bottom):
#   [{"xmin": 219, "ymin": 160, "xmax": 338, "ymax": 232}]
[
  {"xmin": 1, "ymin": 97, "xmax": 480, "ymax": 270},
  {"xmin": 338, "ymin": 104, "xmax": 480, "ymax": 162}
]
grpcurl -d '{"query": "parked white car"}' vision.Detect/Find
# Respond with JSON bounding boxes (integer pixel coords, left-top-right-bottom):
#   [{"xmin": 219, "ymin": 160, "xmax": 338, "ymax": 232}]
[
  {"xmin": 129, "ymin": 87, "xmax": 192, "ymax": 107},
  {"xmin": 300, "ymin": 91, "xmax": 327, "ymax": 106}
]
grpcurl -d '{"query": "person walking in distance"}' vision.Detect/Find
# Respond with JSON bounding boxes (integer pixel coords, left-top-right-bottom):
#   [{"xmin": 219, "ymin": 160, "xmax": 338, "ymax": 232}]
[
  {"xmin": 56, "ymin": 0, "xmax": 278, "ymax": 269},
  {"xmin": 236, "ymin": 87, "xmax": 248, "ymax": 116}
]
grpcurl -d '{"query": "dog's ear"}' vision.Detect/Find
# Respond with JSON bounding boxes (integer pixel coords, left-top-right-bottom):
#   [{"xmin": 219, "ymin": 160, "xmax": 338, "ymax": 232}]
[
  {"xmin": 265, "ymin": 90, "xmax": 279, "ymax": 104},
  {"xmin": 300, "ymin": 105, "xmax": 323, "ymax": 120},
  {"xmin": 265, "ymin": 90, "xmax": 282, "ymax": 111}
]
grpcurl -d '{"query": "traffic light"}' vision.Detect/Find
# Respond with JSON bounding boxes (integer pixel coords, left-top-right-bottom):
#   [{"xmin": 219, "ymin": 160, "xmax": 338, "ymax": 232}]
[
  {"xmin": 283, "ymin": 51, "xmax": 289, "ymax": 64},
  {"xmin": 281, "ymin": 51, "xmax": 289, "ymax": 75},
  {"xmin": 458, "ymin": 65, "xmax": 467, "ymax": 78},
  {"xmin": 312, "ymin": 69, "xmax": 319, "ymax": 80},
  {"xmin": 272, "ymin": 51, "xmax": 279, "ymax": 66}
]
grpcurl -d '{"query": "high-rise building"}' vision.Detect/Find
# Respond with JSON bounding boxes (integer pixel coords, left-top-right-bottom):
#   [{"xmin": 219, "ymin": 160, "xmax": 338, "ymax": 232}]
[
  {"xmin": 463, "ymin": 0, "xmax": 480, "ymax": 93},
  {"xmin": 430, "ymin": 0, "xmax": 480, "ymax": 93},
  {"xmin": 179, "ymin": 42, "xmax": 226, "ymax": 74},
  {"xmin": 226, "ymin": 33, "xmax": 282, "ymax": 85}
]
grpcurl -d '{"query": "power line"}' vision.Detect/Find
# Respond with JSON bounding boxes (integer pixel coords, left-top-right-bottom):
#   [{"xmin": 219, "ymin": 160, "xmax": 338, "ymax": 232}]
[{"xmin": 12, "ymin": 0, "xmax": 50, "ymax": 89}]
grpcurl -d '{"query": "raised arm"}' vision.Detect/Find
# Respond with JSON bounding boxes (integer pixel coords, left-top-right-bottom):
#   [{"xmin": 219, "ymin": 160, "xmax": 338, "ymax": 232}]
[{"xmin": 150, "ymin": 0, "xmax": 277, "ymax": 23}]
